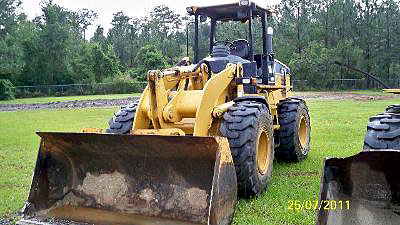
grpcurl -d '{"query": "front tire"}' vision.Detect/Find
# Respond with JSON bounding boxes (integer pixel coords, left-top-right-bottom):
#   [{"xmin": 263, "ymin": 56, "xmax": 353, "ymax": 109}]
[
  {"xmin": 106, "ymin": 101, "xmax": 137, "ymax": 134},
  {"xmin": 220, "ymin": 101, "xmax": 274, "ymax": 198},
  {"xmin": 276, "ymin": 98, "xmax": 311, "ymax": 162}
]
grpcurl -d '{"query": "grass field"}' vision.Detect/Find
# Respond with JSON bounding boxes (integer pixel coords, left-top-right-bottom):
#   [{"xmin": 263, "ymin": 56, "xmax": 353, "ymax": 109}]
[
  {"xmin": 0, "ymin": 93, "xmax": 140, "ymax": 105},
  {"xmin": 0, "ymin": 97, "xmax": 398, "ymax": 224}
]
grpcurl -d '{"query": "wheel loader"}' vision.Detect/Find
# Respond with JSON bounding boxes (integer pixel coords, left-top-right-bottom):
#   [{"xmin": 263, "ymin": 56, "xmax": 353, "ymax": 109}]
[
  {"xmin": 317, "ymin": 89, "xmax": 400, "ymax": 225},
  {"xmin": 18, "ymin": 2, "xmax": 311, "ymax": 225}
]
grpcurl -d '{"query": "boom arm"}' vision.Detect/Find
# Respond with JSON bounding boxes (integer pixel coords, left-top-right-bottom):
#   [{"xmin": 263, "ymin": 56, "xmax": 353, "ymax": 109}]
[{"xmin": 133, "ymin": 63, "xmax": 242, "ymax": 136}]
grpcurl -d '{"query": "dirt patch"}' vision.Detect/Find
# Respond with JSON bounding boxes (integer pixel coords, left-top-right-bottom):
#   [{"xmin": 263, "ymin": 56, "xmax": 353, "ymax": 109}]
[
  {"xmin": 77, "ymin": 171, "xmax": 129, "ymax": 209},
  {"xmin": 186, "ymin": 188, "xmax": 208, "ymax": 210},
  {"xmin": 0, "ymin": 97, "xmax": 139, "ymax": 112},
  {"xmin": 293, "ymin": 92, "xmax": 395, "ymax": 101}
]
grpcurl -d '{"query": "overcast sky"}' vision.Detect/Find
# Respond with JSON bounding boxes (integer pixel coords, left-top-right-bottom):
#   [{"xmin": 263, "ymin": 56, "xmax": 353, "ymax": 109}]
[{"xmin": 21, "ymin": 0, "xmax": 280, "ymax": 38}]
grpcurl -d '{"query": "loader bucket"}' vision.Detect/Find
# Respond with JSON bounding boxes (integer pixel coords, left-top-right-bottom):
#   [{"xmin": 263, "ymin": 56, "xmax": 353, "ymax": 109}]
[
  {"xmin": 317, "ymin": 150, "xmax": 400, "ymax": 225},
  {"xmin": 19, "ymin": 132, "xmax": 237, "ymax": 225}
]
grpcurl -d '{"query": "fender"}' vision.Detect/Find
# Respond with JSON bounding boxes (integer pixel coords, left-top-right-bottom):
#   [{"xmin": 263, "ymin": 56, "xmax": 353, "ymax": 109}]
[{"xmin": 234, "ymin": 96, "xmax": 268, "ymax": 106}]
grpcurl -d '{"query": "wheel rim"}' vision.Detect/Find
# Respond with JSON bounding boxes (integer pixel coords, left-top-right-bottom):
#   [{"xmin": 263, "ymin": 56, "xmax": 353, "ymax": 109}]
[
  {"xmin": 298, "ymin": 115, "xmax": 308, "ymax": 152},
  {"xmin": 257, "ymin": 131, "xmax": 270, "ymax": 175}
]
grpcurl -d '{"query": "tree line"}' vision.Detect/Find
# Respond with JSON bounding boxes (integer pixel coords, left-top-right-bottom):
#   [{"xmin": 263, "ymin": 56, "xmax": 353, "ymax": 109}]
[
  {"xmin": 1, "ymin": 0, "xmax": 400, "ymax": 92},
  {"xmin": 276, "ymin": 0, "xmax": 400, "ymax": 88},
  {"xmin": 0, "ymin": 0, "xmax": 180, "ymax": 88}
]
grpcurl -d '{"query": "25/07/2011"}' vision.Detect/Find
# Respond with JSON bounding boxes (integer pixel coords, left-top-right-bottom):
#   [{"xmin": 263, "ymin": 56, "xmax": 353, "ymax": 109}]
[{"xmin": 287, "ymin": 200, "xmax": 350, "ymax": 211}]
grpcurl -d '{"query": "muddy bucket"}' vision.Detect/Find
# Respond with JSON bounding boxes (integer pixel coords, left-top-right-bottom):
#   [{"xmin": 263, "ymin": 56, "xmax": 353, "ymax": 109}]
[
  {"xmin": 317, "ymin": 150, "xmax": 400, "ymax": 225},
  {"xmin": 19, "ymin": 132, "xmax": 237, "ymax": 225}
]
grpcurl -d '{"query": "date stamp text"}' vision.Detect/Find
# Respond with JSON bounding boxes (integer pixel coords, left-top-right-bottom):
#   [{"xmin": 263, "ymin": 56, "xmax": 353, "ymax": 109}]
[{"xmin": 287, "ymin": 200, "xmax": 350, "ymax": 211}]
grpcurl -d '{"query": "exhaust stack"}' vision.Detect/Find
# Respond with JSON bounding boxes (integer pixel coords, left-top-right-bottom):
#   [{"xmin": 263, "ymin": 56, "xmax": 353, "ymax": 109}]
[{"xmin": 266, "ymin": 27, "xmax": 273, "ymax": 55}]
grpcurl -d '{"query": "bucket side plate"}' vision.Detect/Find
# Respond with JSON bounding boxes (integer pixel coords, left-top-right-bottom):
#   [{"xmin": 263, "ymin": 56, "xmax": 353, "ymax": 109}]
[{"xmin": 317, "ymin": 150, "xmax": 400, "ymax": 225}]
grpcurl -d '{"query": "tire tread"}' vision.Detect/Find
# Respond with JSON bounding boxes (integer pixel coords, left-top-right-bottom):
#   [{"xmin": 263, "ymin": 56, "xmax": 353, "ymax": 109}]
[
  {"xmin": 276, "ymin": 98, "xmax": 310, "ymax": 162},
  {"xmin": 106, "ymin": 101, "xmax": 138, "ymax": 134},
  {"xmin": 220, "ymin": 101, "xmax": 274, "ymax": 197},
  {"xmin": 364, "ymin": 113, "xmax": 400, "ymax": 150}
]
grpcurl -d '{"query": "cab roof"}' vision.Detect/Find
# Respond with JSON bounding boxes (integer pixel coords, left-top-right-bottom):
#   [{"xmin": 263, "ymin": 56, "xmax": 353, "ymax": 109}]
[{"xmin": 187, "ymin": 2, "xmax": 275, "ymax": 21}]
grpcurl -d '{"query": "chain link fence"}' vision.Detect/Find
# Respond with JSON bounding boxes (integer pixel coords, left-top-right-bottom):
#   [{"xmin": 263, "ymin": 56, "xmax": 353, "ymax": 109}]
[
  {"xmin": 14, "ymin": 82, "xmax": 147, "ymax": 98},
  {"xmin": 293, "ymin": 78, "xmax": 400, "ymax": 91},
  {"xmin": 11, "ymin": 78, "xmax": 400, "ymax": 98}
]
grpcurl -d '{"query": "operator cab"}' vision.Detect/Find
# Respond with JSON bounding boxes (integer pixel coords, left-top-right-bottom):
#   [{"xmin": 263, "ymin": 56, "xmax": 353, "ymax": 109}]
[
  {"xmin": 230, "ymin": 39, "xmax": 250, "ymax": 59},
  {"xmin": 187, "ymin": 1, "xmax": 289, "ymax": 88}
]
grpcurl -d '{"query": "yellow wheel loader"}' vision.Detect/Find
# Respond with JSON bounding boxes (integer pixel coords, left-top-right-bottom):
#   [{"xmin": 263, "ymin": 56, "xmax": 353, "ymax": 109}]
[
  {"xmin": 18, "ymin": 2, "xmax": 311, "ymax": 225},
  {"xmin": 318, "ymin": 89, "xmax": 400, "ymax": 225}
]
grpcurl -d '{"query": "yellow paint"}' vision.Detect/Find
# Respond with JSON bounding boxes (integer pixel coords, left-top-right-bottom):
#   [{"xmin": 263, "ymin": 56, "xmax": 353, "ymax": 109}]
[
  {"xmin": 384, "ymin": 89, "xmax": 400, "ymax": 94},
  {"xmin": 212, "ymin": 101, "xmax": 235, "ymax": 118},
  {"xmin": 128, "ymin": 60, "xmax": 292, "ymax": 136},
  {"xmin": 194, "ymin": 65, "xmax": 237, "ymax": 136},
  {"xmin": 257, "ymin": 130, "xmax": 270, "ymax": 175},
  {"xmin": 81, "ymin": 128, "xmax": 103, "ymax": 134},
  {"xmin": 298, "ymin": 115, "xmax": 308, "ymax": 150},
  {"xmin": 133, "ymin": 128, "xmax": 185, "ymax": 136}
]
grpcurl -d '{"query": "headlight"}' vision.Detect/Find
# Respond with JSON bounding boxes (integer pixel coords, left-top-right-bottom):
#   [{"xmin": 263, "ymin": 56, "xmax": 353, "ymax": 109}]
[
  {"xmin": 239, "ymin": 0, "xmax": 251, "ymax": 6},
  {"xmin": 242, "ymin": 78, "xmax": 251, "ymax": 84}
]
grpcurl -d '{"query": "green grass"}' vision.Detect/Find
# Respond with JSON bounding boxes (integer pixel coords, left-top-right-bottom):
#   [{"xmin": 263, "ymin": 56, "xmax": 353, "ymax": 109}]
[
  {"xmin": 0, "ymin": 98, "xmax": 398, "ymax": 224},
  {"xmin": 0, "ymin": 107, "xmax": 118, "ymax": 221},
  {"xmin": 0, "ymin": 93, "xmax": 140, "ymax": 105},
  {"xmin": 232, "ymin": 98, "xmax": 385, "ymax": 225}
]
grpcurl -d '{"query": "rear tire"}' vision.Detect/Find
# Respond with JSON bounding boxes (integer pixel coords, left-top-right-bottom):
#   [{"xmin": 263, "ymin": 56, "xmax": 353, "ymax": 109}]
[
  {"xmin": 220, "ymin": 101, "xmax": 274, "ymax": 198},
  {"xmin": 364, "ymin": 113, "xmax": 400, "ymax": 150},
  {"xmin": 106, "ymin": 101, "xmax": 137, "ymax": 134},
  {"xmin": 276, "ymin": 98, "xmax": 311, "ymax": 162}
]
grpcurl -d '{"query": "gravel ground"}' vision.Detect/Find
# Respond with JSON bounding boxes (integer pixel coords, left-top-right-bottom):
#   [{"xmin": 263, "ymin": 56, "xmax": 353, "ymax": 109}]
[
  {"xmin": 0, "ymin": 97, "xmax": 139, "ymax": 112},
  {"xmin": 0, "ymin": 218, "xmax": 92, "ymax": 225},
  {"xmin": 0, "ymin": 92, "xmax": 395, "ymax": 112},
  {"xmin": 0, "ymin": 219, "xmax": 11, "ymax": 225},
  {"xmin": 293, "ymin": 92, "xmax": 394, "ymax": 100}
]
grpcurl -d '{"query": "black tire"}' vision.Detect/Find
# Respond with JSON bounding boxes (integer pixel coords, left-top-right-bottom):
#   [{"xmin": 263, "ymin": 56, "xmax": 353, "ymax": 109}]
[
  {"xmin": 106, "ymin": 101, "xmax": 138, "ymax": 134},
  {"xmin": 220, "ymin": 101, "xmax": 274, "ymax": 198},
  {"xmin": 276, "ymin": 98, "xmax": 311, "ymax": 162},
  {"xmin": 385, "ymin": 104, "xmax": 400, "ymax": 114},
  {"xmin": 364, "ymin": 113, "xmax": 400, "ymax": 150}
]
